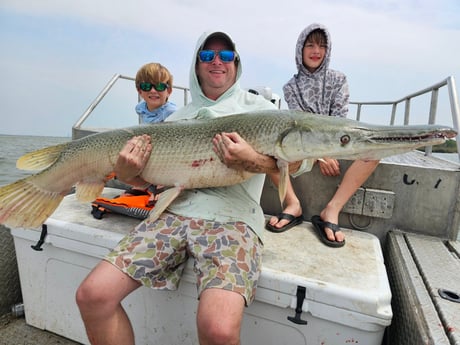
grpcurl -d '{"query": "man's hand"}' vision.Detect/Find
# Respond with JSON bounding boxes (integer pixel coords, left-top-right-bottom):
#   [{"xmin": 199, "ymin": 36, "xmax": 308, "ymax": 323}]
[
  {"xmin": 114, "ymin": 134, "xmax": 152, "ymax": 184},
  {"xmin": 213, "ymin": 132, "xmax": 281, "ymax": 174}
]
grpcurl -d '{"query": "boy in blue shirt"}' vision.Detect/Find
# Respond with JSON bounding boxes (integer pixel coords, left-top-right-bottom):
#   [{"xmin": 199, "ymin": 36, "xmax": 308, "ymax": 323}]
[{"xmin": 135, "ymin": 62, "xmax": 177, "ymax": 124}]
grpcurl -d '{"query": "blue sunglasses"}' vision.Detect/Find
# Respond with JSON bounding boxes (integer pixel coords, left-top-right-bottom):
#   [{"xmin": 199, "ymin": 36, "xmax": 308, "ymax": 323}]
[{"xmin": 198, "ymin": 50, "xmax": 237, "ymax": 63}]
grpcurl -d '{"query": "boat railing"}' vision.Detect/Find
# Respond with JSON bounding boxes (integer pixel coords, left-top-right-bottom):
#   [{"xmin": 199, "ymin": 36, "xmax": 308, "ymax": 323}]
[
  {"xmin": 350, "ymin": 75, "xmax": 460, "ymax": 160},
  {"xmin": 72, "ymin": 73, "xmax": 190, "ymax": 139}
]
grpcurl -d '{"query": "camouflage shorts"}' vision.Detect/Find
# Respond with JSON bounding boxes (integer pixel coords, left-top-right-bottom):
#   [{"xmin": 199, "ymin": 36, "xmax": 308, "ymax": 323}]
[{"xmin": 105, "ymin": 212, "xmax": 263, "ymax": 305}]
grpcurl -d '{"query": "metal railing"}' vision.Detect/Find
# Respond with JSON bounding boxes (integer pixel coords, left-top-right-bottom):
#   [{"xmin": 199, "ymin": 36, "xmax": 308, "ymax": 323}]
[
  {"xmin": 350, "ymin": 76, "xmax": 460, "ymax": 160},
  {"xmin": 72, "ymin": 74, "xmax": 189, "ymax": 139}
]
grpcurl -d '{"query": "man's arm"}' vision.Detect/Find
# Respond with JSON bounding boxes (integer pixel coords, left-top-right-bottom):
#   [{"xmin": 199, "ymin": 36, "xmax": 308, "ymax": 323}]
[{"xmin": 212, "ymin": 132, "xmax": 302, "ymax": 174}]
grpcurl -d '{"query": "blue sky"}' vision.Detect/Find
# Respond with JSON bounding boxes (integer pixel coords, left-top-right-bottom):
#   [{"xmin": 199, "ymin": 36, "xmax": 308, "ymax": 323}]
[{"xmin": 1, "ymin": 0, "xmax": 459, "ymax": 137}]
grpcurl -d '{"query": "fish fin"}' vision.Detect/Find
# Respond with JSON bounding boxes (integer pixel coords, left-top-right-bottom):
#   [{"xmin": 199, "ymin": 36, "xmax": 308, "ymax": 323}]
[
  {"xmin": 75, "ymin": 181, "xmax": 106, "ymax": 203},
  {"xmin": 16, "ymin": 143, "xmax": 68, "ymax": 171},
  {"xmin": 277, "ymin": 160, "xmax": 289, "ymax": 206},
  {"xmin": 0, "ymin": 177, "xmax": 66, "ymax": 229},
  {"xmin": 146, "ymin": 186, "xmax": 183, "ymax": 224}
]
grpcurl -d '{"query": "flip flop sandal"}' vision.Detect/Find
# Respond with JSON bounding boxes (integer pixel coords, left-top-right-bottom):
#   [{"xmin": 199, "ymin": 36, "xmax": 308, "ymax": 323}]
[
  {"xmin": 311, "ymin": 215, "xmax": 345, "ymax": 248},
  {"xmin": 265, "ymin": 213, "xmax": 303, "ymax": 233}
]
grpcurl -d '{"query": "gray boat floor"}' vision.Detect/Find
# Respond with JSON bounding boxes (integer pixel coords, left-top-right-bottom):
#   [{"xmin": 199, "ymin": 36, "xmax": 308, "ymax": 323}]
[{"xmin": 0, "ymin": 313, "xmax": 81, "ymax": 345}]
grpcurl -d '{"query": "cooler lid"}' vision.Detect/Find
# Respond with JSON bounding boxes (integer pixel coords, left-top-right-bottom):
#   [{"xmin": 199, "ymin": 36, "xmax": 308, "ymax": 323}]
[{"xmin": 259, "ymin": 221, "xmax": 392, "ymax": 323}]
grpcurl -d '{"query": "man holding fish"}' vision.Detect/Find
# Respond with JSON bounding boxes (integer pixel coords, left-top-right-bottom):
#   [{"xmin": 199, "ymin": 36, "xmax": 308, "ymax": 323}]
[{"xmin": 76, "ymin": 31, "xmax": 297, "ymax": 345}]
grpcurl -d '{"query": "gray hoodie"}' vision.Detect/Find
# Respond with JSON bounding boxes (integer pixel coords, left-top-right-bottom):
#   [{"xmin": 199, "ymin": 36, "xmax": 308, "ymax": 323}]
[{"xmin": 283, "ymin": 23, "xmax": 349, "ymax": 117}]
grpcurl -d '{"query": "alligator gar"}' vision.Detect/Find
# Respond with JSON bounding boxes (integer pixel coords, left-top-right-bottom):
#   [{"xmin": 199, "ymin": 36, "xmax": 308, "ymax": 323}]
[{"xmin": 0, "ymin": 109, "xmax": 457, "ymax": 228}]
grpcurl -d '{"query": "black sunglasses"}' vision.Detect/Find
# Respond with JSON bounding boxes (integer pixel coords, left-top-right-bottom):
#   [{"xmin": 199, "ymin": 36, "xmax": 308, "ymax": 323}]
[{"xmin": 139, "ymin": 82, "xmax": 169, "ymax": 92}]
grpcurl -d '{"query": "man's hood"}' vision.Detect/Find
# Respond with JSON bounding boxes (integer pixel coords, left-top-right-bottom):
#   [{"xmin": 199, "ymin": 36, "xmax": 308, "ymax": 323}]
[{"xmin": 188, "ymin": 31, "xmax": 243, "ymax": 107}]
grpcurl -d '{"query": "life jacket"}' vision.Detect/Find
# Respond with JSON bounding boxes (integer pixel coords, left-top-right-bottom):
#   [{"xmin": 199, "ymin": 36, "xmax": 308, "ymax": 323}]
[{"xmin": 91, "ymin": 187, "xmax": 160, "ymax": 220}]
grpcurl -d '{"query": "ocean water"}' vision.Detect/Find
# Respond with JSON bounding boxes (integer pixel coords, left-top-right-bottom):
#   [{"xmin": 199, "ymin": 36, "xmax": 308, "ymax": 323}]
[{"xmin": 0, "ymin": 134, "xmax": 70, "ymax": 186}]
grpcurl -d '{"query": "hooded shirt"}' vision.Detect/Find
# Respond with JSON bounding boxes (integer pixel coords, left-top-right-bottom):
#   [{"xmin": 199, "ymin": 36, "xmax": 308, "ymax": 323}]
[
  {"xmin": 136, "ymin": 101, "xmax": 177, "ymax": 124},
  {"xmin": 283, "ymin": 23, "xmax": 349, "ymax": 117},
  {"xmin": 165, "ymin": 31, "xmax": 277, "ymax": 240}
]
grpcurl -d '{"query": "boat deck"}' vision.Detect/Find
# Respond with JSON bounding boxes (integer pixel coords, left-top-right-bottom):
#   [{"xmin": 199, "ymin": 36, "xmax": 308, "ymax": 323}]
[
  {"xmin": 0, "ymin": 313, "xmax": 80, "ymax": 345},
  {"xmin": 385, "ymin": 230, "xmax": 460, "ymax": 344}
]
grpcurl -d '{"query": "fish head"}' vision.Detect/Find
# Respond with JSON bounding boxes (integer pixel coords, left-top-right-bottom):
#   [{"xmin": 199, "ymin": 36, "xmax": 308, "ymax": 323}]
[{"xmin": 276, "ymin": 113, "xmax": 457, "ymax": 161}]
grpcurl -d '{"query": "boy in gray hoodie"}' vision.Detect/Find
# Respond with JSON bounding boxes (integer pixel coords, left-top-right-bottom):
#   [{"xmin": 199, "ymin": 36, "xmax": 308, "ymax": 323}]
[{"xmin": 267, "ymin": 23, "xmax": 379, "ymax": 248}]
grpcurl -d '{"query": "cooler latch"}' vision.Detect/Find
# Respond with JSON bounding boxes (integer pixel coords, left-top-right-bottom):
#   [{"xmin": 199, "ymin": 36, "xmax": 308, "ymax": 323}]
[
  {"xmin": 31, "ymin": 224, "xmax": 47, "ymax": 251},
  {"xmin": 287, "ymin": 286, "xmax": 308, "ymax": 325}
]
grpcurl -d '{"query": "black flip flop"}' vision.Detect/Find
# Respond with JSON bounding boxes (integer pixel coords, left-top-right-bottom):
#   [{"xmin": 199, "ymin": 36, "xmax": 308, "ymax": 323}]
[
  {"xmin": 311, "ymin": 215, "xmax": 345, "ymax": 248},
  {"xmin": 266, "ymin": 213, "xmax": 303, "ymax": 233}
]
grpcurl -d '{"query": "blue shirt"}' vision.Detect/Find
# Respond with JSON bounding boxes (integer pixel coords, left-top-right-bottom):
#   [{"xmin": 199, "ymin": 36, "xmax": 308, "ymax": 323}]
[{"xmin": 135, "ymin": 101, "xmax": 177, "ymax": 124}]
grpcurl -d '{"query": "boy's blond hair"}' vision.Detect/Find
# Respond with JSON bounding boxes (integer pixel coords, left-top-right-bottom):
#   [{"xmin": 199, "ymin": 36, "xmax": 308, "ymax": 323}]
[{"xmin": 135, "ymin": 63, "xmax": 174, "ymax": 90}]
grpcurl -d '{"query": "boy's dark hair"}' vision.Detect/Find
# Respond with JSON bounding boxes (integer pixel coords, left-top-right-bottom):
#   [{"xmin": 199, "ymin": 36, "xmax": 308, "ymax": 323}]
[{"xmin": 305, "ymin": 29, "xmax": 327, "ymax": 46}]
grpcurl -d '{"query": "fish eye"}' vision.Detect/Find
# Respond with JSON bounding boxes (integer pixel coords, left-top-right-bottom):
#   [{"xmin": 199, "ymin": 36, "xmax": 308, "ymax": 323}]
[{"xmin": 340, "ymin": 135, "xmax": 351, "ymax": 145}]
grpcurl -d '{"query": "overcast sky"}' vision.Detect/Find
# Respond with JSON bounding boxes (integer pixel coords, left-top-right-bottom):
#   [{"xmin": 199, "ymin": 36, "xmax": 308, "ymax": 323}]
[{"xmin": 1, "ymin": 0, "xmax": 459, "ymax": 137}]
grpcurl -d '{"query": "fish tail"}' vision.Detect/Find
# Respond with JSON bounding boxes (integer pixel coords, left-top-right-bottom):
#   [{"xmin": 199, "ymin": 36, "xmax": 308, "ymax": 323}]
[{"xmin": 0, "ymin": 178, "xmax": 65, "ymax": 229}]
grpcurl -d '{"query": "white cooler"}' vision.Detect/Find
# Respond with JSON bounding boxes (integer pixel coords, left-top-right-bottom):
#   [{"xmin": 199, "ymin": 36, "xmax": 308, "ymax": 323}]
[{"xmin": 12, "ymin": 188, "xmax": 392, "ymax": 345}]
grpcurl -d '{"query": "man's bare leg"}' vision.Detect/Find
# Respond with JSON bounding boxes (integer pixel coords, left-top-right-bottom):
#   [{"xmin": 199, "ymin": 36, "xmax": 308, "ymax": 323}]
[
  {"xmin": 197, "ymin": 288, "xmax": 245, "ymax": 345},
  {"xmin": 76, "ymin": 261, "xmax": 141, "ymax": 345}
]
